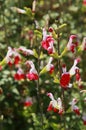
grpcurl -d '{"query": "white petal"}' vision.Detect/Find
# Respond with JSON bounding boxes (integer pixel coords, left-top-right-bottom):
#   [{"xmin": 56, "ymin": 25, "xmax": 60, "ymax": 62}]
[
  {"xmin": 68, "ymin": 83, "xmax": 72, "ymax": 88},
  {"xmin": 43, "ymin": 28, "xmax": 47, "ymax": 40}
]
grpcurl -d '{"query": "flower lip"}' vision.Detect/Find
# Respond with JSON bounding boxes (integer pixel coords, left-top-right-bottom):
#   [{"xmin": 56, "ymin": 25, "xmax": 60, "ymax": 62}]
[
  {"xmin": 73, "ymin": 98, "xmax": 78, "ymax": 103},
  {"xmin": 60, "ymin": 72, "xmax": 70, "ymax": 88},
  {"xmin": 70, "ymin": 35, "xmax": 77, "ymax": 39},
  {"xmin": 76, "ymin": 57, "xmax": 81, "ymax": 63},
  {"xmin": 62, "ymin": 64, "xmax": 66, "ymax": 68},
  {"xmin": 47, "ymin": 92, "xmax": 52, "ymax": 97},
  {"xmin": 26, "ymin": 73, "xmax": 39, "ymax": 80},
  {"xmin": 48, "ymin": 27, "xmax": 53, "ymax": 32}
]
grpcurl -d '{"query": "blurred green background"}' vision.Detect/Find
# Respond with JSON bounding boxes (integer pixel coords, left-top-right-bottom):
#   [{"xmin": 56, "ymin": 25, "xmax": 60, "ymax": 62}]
[{"xmin": 0, "ymin": 0, "xmax": 86, "ymax": 130}]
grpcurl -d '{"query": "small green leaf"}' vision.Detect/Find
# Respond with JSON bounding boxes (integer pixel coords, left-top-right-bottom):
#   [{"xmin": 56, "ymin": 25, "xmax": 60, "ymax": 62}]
[
  {"xmin": 53, "ymin": 77, "xmax": 59, "ymax": 83},
  {"xmin": 39, "ymin": 52, "xmax": 46, "ymax": 59},
  {"xmin": 0, "ymin": 58, "xmax": 6, "ymax": 66},
  {"xmin": 33, "ymin": 49, "xmax": 38, "ymax": 58},
  {"xmin": 50, "ymin": 52, "xmax": 59, "ymax": 59},
  {"xmin": 58, "ymin": 23, "xmax": 67, "ymax": 30},
  {"xmin": 39, "ymin": 67, "xmax": 47, "ymax": 75},
  {"xmin": 11, "ymin": 87, "xmax": 19, "ymax": 95}
]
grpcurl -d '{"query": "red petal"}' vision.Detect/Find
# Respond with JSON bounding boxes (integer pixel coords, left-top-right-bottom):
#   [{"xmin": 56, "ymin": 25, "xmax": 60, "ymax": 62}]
[
  {"xmin": 60, "ymin": 73, "xmax": 70, "ymax": 88},
  {"xmin": 14, "ymin": 56, "xmax": 20, "ymax": 65},
  {"xmin": 49, "ymin": 66, "xmax": 54, "ymax": 74},
  {"xmin": 47, "ymin": 104, "xmax": 53, "ymax": 111},
  {"xmin": 83, "ymin": 120, "xmax": 86, "ymax": 125},
  {"xmin": 26, "ymin": 73, "xmax": 39, "ymax": 80},
  {"xmin": 24, "ymin": 101, "xmax": 32, "ymax": 107},
  {"xmin": 73, "ymin": 109, "xmax": 80, "ymax": 115},
  {"xmin": 53, "ymin": 108, "xmax": 59, "ymax": 113}
]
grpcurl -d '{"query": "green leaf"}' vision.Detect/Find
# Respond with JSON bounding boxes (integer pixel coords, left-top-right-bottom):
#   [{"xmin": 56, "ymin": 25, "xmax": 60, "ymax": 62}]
[
  {"xmin": 53, "ymin": 76, "xmax": 59, "ymax": 83},
  {"xmin": 39, "ymin": 67, "xmax": 47, "ymax": 75},
  {"xmin": 33, "ymin": 49, "xmax": 38, "ymax": 58},
  {"xmin": 34, "ymin": 30, "xmax": 42, "ymax": 39},
  {"xmin": 11, "ymin": 87, "xmax": 19, "ymax": 95}
]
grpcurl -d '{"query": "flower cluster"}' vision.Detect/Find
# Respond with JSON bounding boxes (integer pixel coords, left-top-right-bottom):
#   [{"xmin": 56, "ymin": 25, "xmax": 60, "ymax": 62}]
[
  {"xmin": 4, "ymin": 46, "xmax": 39, "ymax": 81},
  {"xmin": 0, "ymin": 26, "xmax": 86, "ymax": 126},
  {"xmin": 14, "ymin": 61, "xmax": 39, "ymax": 81}
]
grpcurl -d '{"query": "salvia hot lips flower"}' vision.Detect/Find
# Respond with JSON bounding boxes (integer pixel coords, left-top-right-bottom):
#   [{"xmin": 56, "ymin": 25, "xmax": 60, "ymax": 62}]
[
  {"xmin": 46, "ymin": 57, "xmax": 54, "ymax": 74},
  {"xmin": 14, "ymin": 68, "xmax": 25, "ymax": 81},
  {"xmin": 70, "ymin": 98, "xmax": 80, "ymax": 115},
  {"xmin": 69, "ymin": 58, "xmax": 80, "ymax": 76},
  {"xmin": 41, "ymin": 28, "xmax": 55, "ymax": 54},
  {"xmin": 60, "ymin": 58, "xmax": 80, "ymax": 89},
  {"xmin": 75, "ymin": 69, "xmax": 81, "ymax": 81},
  {"xmin": 26, "ymin": 61, "xmax": 39, "ymax": 80},
  {"xmin": 23, "ymin": 97, "xmax": 32, "ymax": 107},
  {"xmin": 6, "ymin": 47, "xmax": 21, "ymax": 67},
  {"xmin": 47, "ymin": 93, "xmax": 63, "ymax": 115},
  {"xmin": 60, "ymin": 64, "xmax": 72, "ymax": 89},
  {"xmin": 75, "ymin": 69, "xmax": 83, "ymax": 89},
  {"xmin": 40, "ymin": 57, "xmax": 54, "ymax": 75},
  {"xmin": 67, "ymin": 35, "xmax": 79, "ymax": 53},
  {"xmin": 18, "ymin": 46, "xmax": 34, "ymax": 56}
]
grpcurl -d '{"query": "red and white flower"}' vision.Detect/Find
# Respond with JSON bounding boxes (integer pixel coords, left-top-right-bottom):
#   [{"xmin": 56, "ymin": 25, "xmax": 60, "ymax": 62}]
[
  {"xmin": 60, "ymin": 58, "xmax": 80, "ymax": 89},
  {"xmin": 48, "ymin": 27, "xmax": 54, "ymax": 33},
  {"xmin": 75, "ymin": 69, "xmax": 81, "ymax": 81},
  {"xmin": 14, "ymin": 68, "xmax": 25, "ymax": 81},
  {"xmin": 41, "ymin": 28, "xmax": 55, "ymax": 54},
  {"xmin": 75, "ymin": 68, "xmax": 83, "ymax": 89},
  {"xmin": 23, "ymin": 97, "xmax": 32, "ymax": 107},
  {"xmin": 60, "ymin": 64, "xmax": 72, "ymax": 89},
  {"xmin": 46, "ymin": 57, "xmax": 54, "ymax": 74},
  {"xmin": 82, "ymin": 113, "xmax": 86, "ymax": 125},
  {"xmin": 40, "ymin": 57, "xmax": 54, "ymax": 75},
  {"xmin": 67, "ymin": 35, "xmax": 79, "ymax": 53},
  {"xmin": 69, "ymin": 58, "xmax": 80, "ymax": 76},
  {"xmin": 47, "ymin": 93, "xmax": 63, "ymax": 115},
  {"xmin": 26, "ymin": 61, "xmax": 39, "ymax": 80},
  {"xmin": 18, "ymin": 46, "xmax": 34, "ymax": 56},
  {"xmin": 6, "ymin": 47, "xmax": 21, "ymax": 67},
  {"xmin": 70, "ymin": 98, "xmax": 80, "ymax": 115}
]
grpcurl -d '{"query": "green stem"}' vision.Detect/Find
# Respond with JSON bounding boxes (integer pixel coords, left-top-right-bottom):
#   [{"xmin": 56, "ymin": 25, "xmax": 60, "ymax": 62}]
[
  {"xmin": 36, "ymin": 46, "xmax": 44, "ymax": 130},
  {"xmin": 57, "ymin": 32, "xmax": 66, "ymax": 130}
]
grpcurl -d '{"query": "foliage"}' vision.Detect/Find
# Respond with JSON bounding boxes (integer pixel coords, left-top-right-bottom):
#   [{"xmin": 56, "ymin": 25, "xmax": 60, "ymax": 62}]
[{"xmin": 0, "ymin": 0, "xmax": 86, "ymax": 130}]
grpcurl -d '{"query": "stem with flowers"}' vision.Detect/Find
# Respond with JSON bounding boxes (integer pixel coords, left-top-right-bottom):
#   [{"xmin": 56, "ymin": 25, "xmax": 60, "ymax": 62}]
[
  {"xmin": 57, "ymin": 31, "xmax": 66, "ymax": 130},
  {"xmin": 0, "ymin": 1, "xmax": 86, "ymax": 129},
  {"xmin": 36, "ymin": 46, "xmax": 44, "ymax": 129}
]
